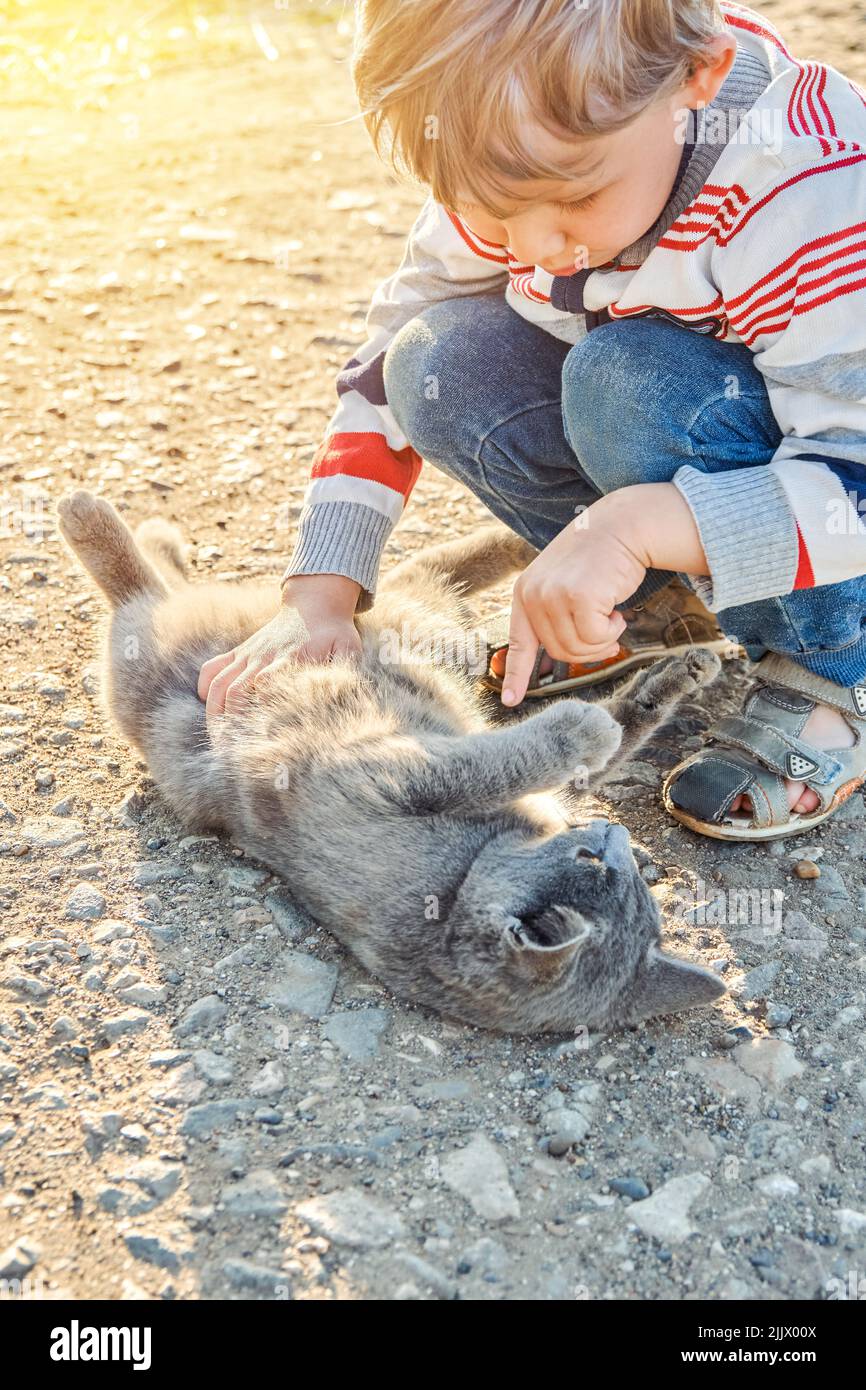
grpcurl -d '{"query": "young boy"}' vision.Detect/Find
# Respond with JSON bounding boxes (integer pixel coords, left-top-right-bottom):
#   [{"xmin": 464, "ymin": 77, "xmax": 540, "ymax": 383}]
[{"xmin": 199, "ymin": 0, "xmax": 866, "ymax": 842}]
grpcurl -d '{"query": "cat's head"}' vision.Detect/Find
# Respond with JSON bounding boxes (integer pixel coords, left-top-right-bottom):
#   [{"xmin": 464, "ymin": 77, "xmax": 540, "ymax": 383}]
[{"xmin": 442, "ymin": 819, "xmax": 724, "ymax": 1035}]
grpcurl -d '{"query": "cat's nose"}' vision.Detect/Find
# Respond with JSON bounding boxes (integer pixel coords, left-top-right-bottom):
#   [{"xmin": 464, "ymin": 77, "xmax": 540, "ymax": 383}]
[
  {"xmin": 570, "ymin": 818, "xmax": 609, "ymax": 862},
  {"xmin": 600, "ymin": 821, "xmax": 635, "ymax": 873}
]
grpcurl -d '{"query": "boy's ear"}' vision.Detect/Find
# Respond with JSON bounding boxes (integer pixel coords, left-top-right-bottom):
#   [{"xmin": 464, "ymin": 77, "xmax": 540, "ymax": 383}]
[{"xmin": 678, "ymin": 34, "xmax": 738, "ymax": 108}]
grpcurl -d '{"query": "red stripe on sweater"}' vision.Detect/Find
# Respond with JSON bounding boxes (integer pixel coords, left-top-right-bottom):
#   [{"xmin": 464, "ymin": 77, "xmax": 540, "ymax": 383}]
[
  {"xmin": 685, "ymin": 197, "xmax": 742, "ymax": 218},
  {"xmin": 509, "ymin": 271, "xmax": 550, "ymax": 304},
  {"xmin": 660, "ymin": 155, "xmax": 866, "ymax": 252},
  {"xmin": 445, "ymin": 210, "xmax": 510, "ymax": 265},
  {"xmin": 788, "ymin": 63, "xmax": 808, "ymax": 138},
  {"xmin": 724, "ymin": 223, "xmax": 866, "ymax": 309},
  {"xmin": 727, "ymin": 242, "xmax": 866, "ymax": 328},
  {"xmin": 740, "ymin": 271, "xmax": 866, "ymax": 346},
  {"xmin": 724, "ymin": 9, "xmax": 793, "ymax": 59},
  {"xmin": 703, "ymin": 182, "xmax": 750, "ymax": 205},
  {"xmin": 658, "ymin": 186, "xmax": 749, "ymax": 247},
  {"xmin": 793, "ymin": 527, "xmax": 816, "ymax": 589},
  {"xmin": 736, "ymin": 258, "xmax": 866, "ymax": 339},
  {"xmin": 804, "ymin": 65, "xmax": 833, "ymax": 153},
  {"xmin": 816, "ymin": 64, "xmax": 838, "ymax": 139},
  {"xmin": 312, "ymin": 434, "xmax": 422, "ymax": 496}
]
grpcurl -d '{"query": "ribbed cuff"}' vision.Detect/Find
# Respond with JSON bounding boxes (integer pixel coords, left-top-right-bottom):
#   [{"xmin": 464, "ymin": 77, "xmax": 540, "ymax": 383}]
[
  {"xmin": 672, "ymin": 465, "xmax": 800, "ymax": 612},
  {"xmin": 281, "ymin": 501, "xmax": 394, "ymax": 614}
]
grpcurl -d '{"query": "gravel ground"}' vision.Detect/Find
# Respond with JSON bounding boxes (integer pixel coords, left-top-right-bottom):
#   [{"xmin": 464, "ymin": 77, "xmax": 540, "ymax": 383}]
[{"xmin": 1, "ymin": 2, "xmax": 865, "ymax": 1302}]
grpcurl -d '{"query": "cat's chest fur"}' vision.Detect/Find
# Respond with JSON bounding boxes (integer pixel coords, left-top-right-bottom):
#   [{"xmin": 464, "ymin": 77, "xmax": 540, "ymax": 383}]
[{"xmin": 210, "ymin": 652, "xmax": 568, "ymax": 928}]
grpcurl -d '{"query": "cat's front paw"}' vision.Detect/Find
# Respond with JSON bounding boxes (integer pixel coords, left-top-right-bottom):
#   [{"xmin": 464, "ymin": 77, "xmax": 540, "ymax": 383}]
[{"xmin": 538, "ymin": 698, "xmax": 622, "ymax": 777}]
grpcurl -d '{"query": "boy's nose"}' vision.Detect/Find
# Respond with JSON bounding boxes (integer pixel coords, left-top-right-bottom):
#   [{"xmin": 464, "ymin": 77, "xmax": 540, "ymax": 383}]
[
  {"xmin": 510, "ymin": 227, "xmax": 568, "ymax": 270},
  {"xmin": 531, "ymin": 242, "xmax": 572, "ymax": 273}
]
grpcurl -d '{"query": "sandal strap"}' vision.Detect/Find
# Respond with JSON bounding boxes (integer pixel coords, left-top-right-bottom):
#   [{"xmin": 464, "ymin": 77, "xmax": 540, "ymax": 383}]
[
  {"xmin": 712, "ymin": 715, "xmax": 844, "ymax": 786},
  {"xmin": 663, "ymin": 749, "xmax": 789, "ymax": 827},
  {"xmin": 757, "ymin": 652, "xmax": 866, "ymax": 722}
]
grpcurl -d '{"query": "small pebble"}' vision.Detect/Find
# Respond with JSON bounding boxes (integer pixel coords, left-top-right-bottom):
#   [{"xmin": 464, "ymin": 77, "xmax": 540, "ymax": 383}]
[
  {"xmin": 766, "ymin": 1002, "xmax": 793, "ymax": 1029},
  {"xmin": 794, "ymin": 860, "xmax": 821, "ymax": 880},
  {"xmin": 718, "ymin": 1025, "xmax": 753, "ymax": 1049},
  {"xmin": 547, "ymin": 1136, "xmax": 573, "ymax": 1157},
  {"xmin": 609, "ymin": 1177, "xmax": 651, "ymax": 1200}
]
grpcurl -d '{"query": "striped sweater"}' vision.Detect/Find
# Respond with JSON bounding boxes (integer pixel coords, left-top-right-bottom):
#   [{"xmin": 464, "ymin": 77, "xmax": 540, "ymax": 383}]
[{"xmin": 284, "ymin": 2, "xmax": 866, "ymax": 618}]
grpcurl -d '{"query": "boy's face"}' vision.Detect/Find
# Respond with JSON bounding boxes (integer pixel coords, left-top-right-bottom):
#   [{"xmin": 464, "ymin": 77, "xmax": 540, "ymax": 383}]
[{"xmin": 451, "ymin": 43, "xmax": 737, "ymax": 275}]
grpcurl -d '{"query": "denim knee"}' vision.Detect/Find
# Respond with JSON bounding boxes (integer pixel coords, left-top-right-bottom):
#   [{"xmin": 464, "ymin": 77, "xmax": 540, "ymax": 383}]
[
  {"xmin": 561, "ymin": 319, "xmax": 778, "ymax": 494},
  {"xmin": 383, "ymin": 314, "xmax": 438, "ymax": 456},
  {"xmin": 382, "ymin": 300, "xmax": 478, "ymax": 463},
  {"xmin": 561, "ymin": 324, "xmax": 657, "ymax": 492}
]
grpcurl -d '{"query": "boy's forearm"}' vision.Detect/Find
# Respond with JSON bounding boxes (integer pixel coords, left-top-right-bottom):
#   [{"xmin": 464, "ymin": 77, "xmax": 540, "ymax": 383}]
[{"xmin": 592, "ymin": 483, "xmax": 710, "ymax": 576}]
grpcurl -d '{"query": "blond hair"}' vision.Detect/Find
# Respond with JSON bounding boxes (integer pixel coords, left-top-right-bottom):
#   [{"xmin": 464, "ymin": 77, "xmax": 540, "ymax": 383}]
[{"xmin": 353, "ymin": 0, "xmax": 725, "ymax": 214}]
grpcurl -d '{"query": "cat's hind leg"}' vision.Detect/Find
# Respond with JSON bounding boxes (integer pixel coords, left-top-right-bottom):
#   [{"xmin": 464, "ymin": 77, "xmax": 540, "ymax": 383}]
[
  {"xmin": 380, "ymin": 523, "xmax": 538, "ymax": 600},
  {"xmin": 135, "ymin": 517, "xmax": 189, "ymax": 587},
  {"xmin": 58, "ymin": 491, "xmax": 169, "ymax": 608}
]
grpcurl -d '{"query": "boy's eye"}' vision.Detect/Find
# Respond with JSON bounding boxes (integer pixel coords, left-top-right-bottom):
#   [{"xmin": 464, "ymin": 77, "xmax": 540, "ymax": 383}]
[{"xmin": 554, "ymin": 192, "xmax": 601, "ymax": 213}]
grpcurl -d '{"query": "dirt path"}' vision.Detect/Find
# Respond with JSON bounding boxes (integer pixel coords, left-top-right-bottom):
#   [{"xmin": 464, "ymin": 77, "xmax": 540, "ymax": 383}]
[{"xmin": 1, "ymin": 2, "xmax": 865, "ymax": 1302}]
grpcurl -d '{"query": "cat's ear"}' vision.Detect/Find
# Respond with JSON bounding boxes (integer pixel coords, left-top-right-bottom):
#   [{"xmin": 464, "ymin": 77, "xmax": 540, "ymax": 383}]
[
  {"xmin": 627, "ymin": 947, "xmax": 725, "ymax": 1021},
  {"xmin": 502, "ymin": 906, "xmax": 594, "ymax": 982}
]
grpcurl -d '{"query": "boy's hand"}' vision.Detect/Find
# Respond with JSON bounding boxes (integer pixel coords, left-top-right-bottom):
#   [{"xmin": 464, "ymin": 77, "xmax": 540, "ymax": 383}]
[
  {"xmin": 500, "ymin": 484, "xmax": 711, "ymax": 706},
  {"xmin": 500, "ymin": 502, "xmax": 646, "ymax": 707},
  {"xmin": 198, "ymin": 573, "xmax": 363, "ymax": 719}
]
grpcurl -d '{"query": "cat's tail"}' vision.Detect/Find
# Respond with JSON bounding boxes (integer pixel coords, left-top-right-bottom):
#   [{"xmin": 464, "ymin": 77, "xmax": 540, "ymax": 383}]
[
  {"xmin": 134, "ymin": 516, "xmax": 189, "ymax": 587},
  {"xmin": 57, "ymin": 490, "xmax": 171, "ymax": 608}
]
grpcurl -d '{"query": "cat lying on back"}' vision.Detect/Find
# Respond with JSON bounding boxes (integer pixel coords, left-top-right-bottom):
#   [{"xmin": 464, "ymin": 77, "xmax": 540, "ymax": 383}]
[{"xmin": 57, "ymin": 490, "xmax": 725, "ymax": 1035}]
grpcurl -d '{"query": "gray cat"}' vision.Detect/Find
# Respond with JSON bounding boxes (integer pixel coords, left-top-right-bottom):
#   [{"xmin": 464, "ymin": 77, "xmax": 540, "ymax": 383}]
[{"xmin": 57, "ymin": 489, "xmax": 725, "ymax": 1035}]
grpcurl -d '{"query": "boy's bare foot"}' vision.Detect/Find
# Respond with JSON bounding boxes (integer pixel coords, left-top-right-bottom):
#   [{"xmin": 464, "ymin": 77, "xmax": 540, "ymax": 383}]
[{"xmin": 729, "ymin": 701, "xmax": 856, "ymax": 817}]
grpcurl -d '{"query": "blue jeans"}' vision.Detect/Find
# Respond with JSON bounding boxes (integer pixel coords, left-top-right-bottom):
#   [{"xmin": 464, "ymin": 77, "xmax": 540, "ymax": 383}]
[{"xmin": 382, "ymin": 293, "xmax": 866, "ymax": 687}]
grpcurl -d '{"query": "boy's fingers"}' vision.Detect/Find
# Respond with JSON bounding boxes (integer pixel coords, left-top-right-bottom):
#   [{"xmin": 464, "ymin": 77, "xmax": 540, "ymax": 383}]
[
  {"xmin": 566, "ymin": 607, "xmax": 625, "ymax": 650},
  {"xmin": 224, "ymin": 660, "xmax": 265, "ymax": 714},
  {"xmin": 538, "ymin": 608, "xmax": 626, "ymax": 660},
  {"xmin": 205, "ymin": 655, "xmax": 249, "ymax": 719},
  {"xmin": 197, "ymin": 650, "xmax": 236, "ymax": 701},
  {"xmin": 501, "ymin": 601, "xmax": 541, "ymax": 707}
]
